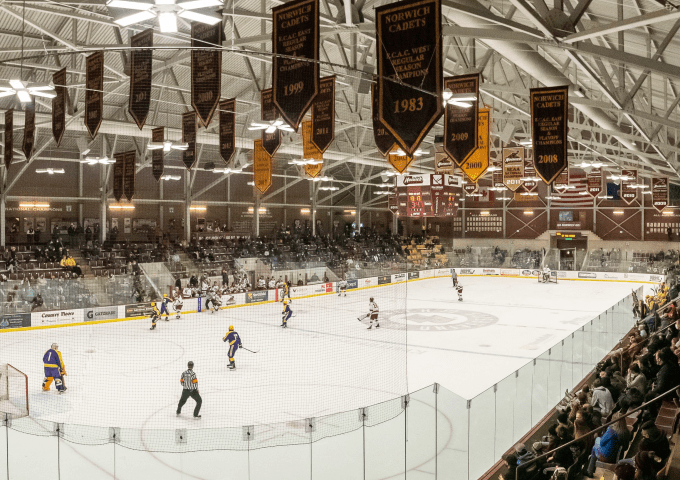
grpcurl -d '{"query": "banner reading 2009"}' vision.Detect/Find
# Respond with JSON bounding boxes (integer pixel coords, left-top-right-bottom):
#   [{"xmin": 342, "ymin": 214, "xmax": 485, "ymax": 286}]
[
  {"xmin": 272, "ymin": 0, "xmax": 319, "ymax": 132},
  {"xmin": 444, "ymin": 74, "xmax": 479, "ymax": 167},
  {"xmin": 531, "ymin": 86, "xmax": 568, "ymax": 185},
  {"xmin": 375, "ymin": 0, "xmax": 443, "ymax": 155}
]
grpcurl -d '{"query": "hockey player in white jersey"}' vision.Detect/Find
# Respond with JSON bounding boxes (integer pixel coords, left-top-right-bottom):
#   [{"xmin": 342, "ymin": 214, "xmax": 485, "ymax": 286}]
[
  {"xmin": 338, "ymin": 278, "xmax": 348, "ymax": 297},
  {"xmin": 357, "ymin": 297, "xmax": 379, "ymax": 329},
  {"xmin": 541, "ymin": 266, "xmax": 551, "ymax": 283},
  {"xmin": 456, "ymin": 284, "xmax": 463, "ymax": 302},
  {"xmin": 173, "ymin": 292, "xmax": 183, "ymax": 319}
]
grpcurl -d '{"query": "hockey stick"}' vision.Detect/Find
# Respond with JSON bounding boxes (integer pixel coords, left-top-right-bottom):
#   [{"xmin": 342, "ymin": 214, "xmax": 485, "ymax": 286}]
[{"xmin": 241, "ymin": 347, "xmax": 259, "ymax": 353}]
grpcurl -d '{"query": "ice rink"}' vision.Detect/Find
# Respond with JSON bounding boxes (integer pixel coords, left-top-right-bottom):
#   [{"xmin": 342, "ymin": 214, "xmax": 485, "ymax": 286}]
[{"xmin": 1, "ymin": 275, "xmax": 645, "ymax": 430}]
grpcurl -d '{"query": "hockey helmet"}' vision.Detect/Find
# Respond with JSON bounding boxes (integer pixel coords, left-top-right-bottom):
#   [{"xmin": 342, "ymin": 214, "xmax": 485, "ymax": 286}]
[
  {"xmin": 283, "ymin": 300, "xmax": 288, "ymax": 305},
  {"xmin": 229, "ymin": 325, "xmax": 234, "ymax": 331},
  {"xmin": 370, "ymin": 297, "xmax": 374, "ymax": 302},
  {"xmin": 151, "ymin": 302, "xmax": 156, "ymax": 307},
  {"xmin": 164, "ymin": 294, "xmax": 168, "ymax": 298}
]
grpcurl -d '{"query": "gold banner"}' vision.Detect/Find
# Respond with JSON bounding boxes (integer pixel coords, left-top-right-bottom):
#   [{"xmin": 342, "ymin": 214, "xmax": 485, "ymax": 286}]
[
  {"xmin": 253, "ymin": 139, "xmax": 272, "ymax": 194},
  {"xmin": 460, "ymin": 108, "xmax": 489, "ymax": 183},
  {"xmin": 302, "ymin": 120, "xmax": 323, "ymax": 178},
  {"xmin": 387, "ymin": 146, "xmax": 413, "ymax": 174}
]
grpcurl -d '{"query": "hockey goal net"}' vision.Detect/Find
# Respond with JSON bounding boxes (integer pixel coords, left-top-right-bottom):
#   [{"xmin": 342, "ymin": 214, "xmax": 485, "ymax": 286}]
[
  {"xmin": 0, "ymin": 363, "xmax": 29, "ymax": 418},
  {"xmin": 538, "ymin": 271, "xmax": 558, "ymax": 284}
]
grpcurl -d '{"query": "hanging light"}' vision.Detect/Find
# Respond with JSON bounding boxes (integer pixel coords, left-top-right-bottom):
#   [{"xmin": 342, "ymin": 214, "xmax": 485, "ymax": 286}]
[
  {"xmin": 35, "ymin": 168, "xmax": 65, "ymax": 174},
  {"xmin": 289, "ymin": 158, "xmax": 323, "ymax": 166},
  {"xmin": 442, "ymin": 88, "xmax": 477, "ymax": 108},
  {"xmin": 318, "ymin": 185, "xmax": 339, "ymax": 191},
  {"xmin": 213, "ymin": 167, "xmax": 242, "ymax": 174},
  {"xmin": 147, "ymin": 139, "xmax": 189, "ymax": 151},
  {"xmin": 248, "ymin": 118, "xmax": 294, "ymax": 133},
  {"xmin": 81, "ymin": 155, "xmax": 115, "ymax": 165},
  {"xmin": 389, "ymin": 148, "xmax": 427, "ymax": 157},
  {"xmin": 311, "ymin": 175, "xmax": 333, "ymax": 182},
  {"xmin": 160, "ymin": 174, "xmax": 181, "ymax": 181},
  {"xmin": 109, "ymin": 0, "xmax": 222, "ymax": 33}
]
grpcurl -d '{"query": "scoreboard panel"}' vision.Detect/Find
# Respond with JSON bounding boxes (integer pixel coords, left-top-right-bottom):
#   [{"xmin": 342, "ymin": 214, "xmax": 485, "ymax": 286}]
[{"xmin": 392, "ymin": 174, "xmax": 462, "ymax": 218}]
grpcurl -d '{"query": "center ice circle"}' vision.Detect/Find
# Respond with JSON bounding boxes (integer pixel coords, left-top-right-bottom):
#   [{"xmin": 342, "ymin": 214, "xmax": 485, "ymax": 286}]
[{"xmin": 383, "ymin": 307, "xmax": 499, "ymax": 331}]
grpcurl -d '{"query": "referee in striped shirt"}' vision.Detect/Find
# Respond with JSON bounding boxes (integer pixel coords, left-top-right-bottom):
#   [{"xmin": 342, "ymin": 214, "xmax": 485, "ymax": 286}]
[{"xmin": 176, "ymin": 361, "xmax": 202, "ymax": 418}]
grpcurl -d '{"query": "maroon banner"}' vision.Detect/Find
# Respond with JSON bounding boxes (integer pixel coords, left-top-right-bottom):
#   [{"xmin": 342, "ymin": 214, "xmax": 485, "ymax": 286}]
[
  {"xmin": 151, "ymin": 127, "xmax": 164, "ymax": 181},
  {"xmin": 261, "ymin": 88, "xmax": 281, "ymax": 157},
  {"xmin": 492, "ymin": 161, "xmax": 504, "ymax": 189},
  {"xmin": 652, "ymin": 177, "xmax": 668, "ymax": 212},
  {"xmin": 587, "ymin": 167, "xmax": 602, "ymax": 197},
  {"xmin": 219, "ymin": 98, "xmax": 236, "ymax": 165},
  {"xmin": 113, "ymin": 152, "xmax": 124, "ymax": 202},
  {"xmin": 4, "ymin": 109, "xmax": 12, "ymax": 171},
  {"xmin": 522, "ymin": 156, "xmax": 537, "ymax": 193},
  {"xmin": 52, "ymin": 68, "xmax": 66, "ymax": 147},
  {"xmin": 182, "ymin": 111, "xmax": 197, "ymax": 170},
  {"xmin": 621, "ymin": 169, "xmax": 638, "ymax": 205},
  {"xmin": 22, "ymin": 99, "xmax": 35, "ymax": 162},
  {"xmin": 123, "ymin": 151, "xmax": 136, "ymax": 202},
  {"xmin": 553, "ymin": 168, "xmax": 570, "ymax": 190},
  {"xmin": 531, "ymin": 86, "xmax": 568, "ymax": 185},
  {"xmin": 463, "ymin": 182, "xmax": 479, "ymax": 196},
  {"xmin": 191, "ymin": 22, "xmax": 222, "ymax": 128},
  {"xmin": 272, "ymin": 0, "xmax": 319, "ymax": 132},
  {"xmin": 85, "ymin": 51, "xmax": 104, "ymax": 138},
  {"xmin": 129, "ymin": 29, "xmax": 153, "ymax": 130},
  {"xmin": 372, "ymin": 82, "xmax": 396, "ymax": 156},
  {"xmin": 311, "ymin": 76, "xmax": 335, "ymax": 153},
  {"xmin": 443, "ymin": 74, "xmax": 479, "ymax": 167}
]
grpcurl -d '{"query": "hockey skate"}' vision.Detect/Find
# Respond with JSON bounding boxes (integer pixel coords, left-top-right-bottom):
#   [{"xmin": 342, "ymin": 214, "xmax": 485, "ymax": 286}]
[
  {"xmin": 281, "ymin": 323, "xmax": 287, "ymax": 328},
  {"xmin": 176, "ymin": 314, "xmax": 180, "ymax": 319},
  {"xmin": 458, "ymin": 297, "xmax": 463, "ymax": 302},
  {"xmin": 228, "ymin": 362, "xmax": 236, "ymax": 370},
  {"xmin": 150, "ymin": 324, "xmax": 156, "ymax": 330},
  {"xmin": 165, "ymin": 316, "xmax": 169, "ymax": 321}
]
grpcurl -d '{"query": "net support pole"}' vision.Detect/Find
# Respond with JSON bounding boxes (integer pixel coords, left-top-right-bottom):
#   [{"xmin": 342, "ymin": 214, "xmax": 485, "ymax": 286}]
[
  {"xmin": 78, "ymin": 162, "xmax": 84, "ymax": 226},
  {"xmin": 255, "ymin": 195, "xmax": 260, "ymax": 237},
  {"xmin": 0, "ymin": 194, "xmax": 5, "ymax": 247},
  {"xmin": 99, "ymin": 162, "xmax": 107, "ymax": 244},
  {"xmin": 311, "ymin": 184, "xmax": 317, "ymax": 236},
  {"xmin": 184, "ymin": 170, "xmax": 191, "ymax": 242}
]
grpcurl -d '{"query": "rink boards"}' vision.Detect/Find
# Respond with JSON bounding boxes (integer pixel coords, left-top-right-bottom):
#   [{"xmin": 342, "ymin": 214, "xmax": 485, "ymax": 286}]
[{"xmin": 0, "ymin": 267, "xmax": 663, "ymax": 332}]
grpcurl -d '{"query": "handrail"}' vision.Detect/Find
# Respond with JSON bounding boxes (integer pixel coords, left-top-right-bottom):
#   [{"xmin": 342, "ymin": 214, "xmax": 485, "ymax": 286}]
[{"xmin": 518, "ymin": 383, "xmax": 680, "ymax": 473}]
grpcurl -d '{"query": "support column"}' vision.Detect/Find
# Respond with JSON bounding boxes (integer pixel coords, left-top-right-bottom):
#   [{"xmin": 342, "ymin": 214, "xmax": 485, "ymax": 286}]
[
  {"xmin": 355, "ymin": 184, "xmax": 362, "ymax": 234},
  {"xmin": 78, "ymin": 162, "xmax": 84, "ymax": 226},
  {"xmin": 99, "ymin": 163, "xmax": 107, "ymax": 243},
  {"xmin": 227, "ymin": 174, "xmax": 231, "ymax": 230},
  {"xmin": 254, "ymin": 196, "xmax": 260, "ymax": 237},
  {"xmin": 184, "ymin": 170, "xmax": 191, "ymax": 243},
  {"xmin": 283, "ymin": 172, "xmax": 287, "ymax": 229},
  {"xmin": 312, "ymin": 184, "xmax": 317, "ymax": 236},
  {"xmin": 392, "ymin": 213, "xmax": 398, "ymax": 235},
  {"xmin": 1, "ymin": 195, "xmax": 5, "ymax": 247},
  {"xmin": 159, "ymin": 180, "xmax": 164, "ymax": 230}
]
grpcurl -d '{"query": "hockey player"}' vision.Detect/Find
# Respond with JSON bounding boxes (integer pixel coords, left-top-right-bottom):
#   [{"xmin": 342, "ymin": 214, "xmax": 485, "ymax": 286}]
[
  {"xmin": 281, "ymin": 281, "xmax": 292, "ymax": 304},
  {"xmin": 149, "ymin": 302, "xmax": 161, "ymax": 330},
  {"xmin": 451, "ymin": 269, "xmax": 458, "ymax": 287},
  {"xmin": 206, "ymin": 289, "xmax": 221, "ymax": 313},
  {"xmin": 456, "ymin": 283, "xmax": 463, "ymax": 302},
  {"xmin": 159, "ymin": 294, "xmax": 171, "ymax": 319},
  {"xmin": 281, "ymin": 300, "xmax": 292, "ymax": 328},
  {"xmin": 223, "ymin": 325, "xmax": 242, "ymax": 370},
  {"xmin": 358, "ymin": 297, "xmax": 380, "ymax": 329},
  {"xmin": 542, "ymin": 266, "xmax": 551, "ymax": 283},
  {"xmin": 173, "ymin": 291, "xmax": 183, "ymax": 320},
  {"xmin": 42, "ymin": 343, "xmax": 66, "ymax": 393},
  {"xmin": 338, "ymin": 277, "xmax": 348, "ymax": 297}
]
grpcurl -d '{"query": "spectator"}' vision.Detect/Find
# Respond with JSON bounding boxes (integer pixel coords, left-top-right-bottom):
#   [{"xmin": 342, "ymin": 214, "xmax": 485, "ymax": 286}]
[
  {"xmin": 634, "ymin": 451, "xmax": 661, "ymax": 480},
  {"xmin": 221, "ymin": 267, "xmax": 229, "ymax": 287},
  {"xmin": 613, "ymin": 462, "xmax": 636, "ymax": 480},
  {"xmin": 584, "ymin": 413, "xmax": 630, "ymax": 477},
  {"xmin": 499, "ymin": 453, "xmax": 520, "ymax": 480},
  {"xmin": 626, "ymin": 363, "xmax": 647, "ymax": 395},
  {"xmin": 591, "ymin": 378, "xmax": 614, "ymax": 419},
  {"xmin": 67, "ymin": 223, "xmax": 76, "ymax": 247},
  {"xmin": 645, "ymin": 347, "xmax": 680, "ymax": 415},
  {"xmin": 638, "ymin": 421, "xmax": 670, "ymax": 470},
  {"xmin": 30, "ymin": 293, "xmax": 43, "ymax": 311}
]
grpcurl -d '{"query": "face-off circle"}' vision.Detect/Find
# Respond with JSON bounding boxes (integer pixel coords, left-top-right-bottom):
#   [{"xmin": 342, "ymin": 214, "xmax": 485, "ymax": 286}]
[{"xmin": 380, "ymin": 307, "xmax": 499, "ymax": 331}]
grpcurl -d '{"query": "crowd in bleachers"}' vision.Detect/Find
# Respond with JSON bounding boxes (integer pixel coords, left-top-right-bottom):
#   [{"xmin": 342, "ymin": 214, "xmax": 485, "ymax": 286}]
[
  {"xmin": 631, "ymin": 250, "xmax": 680, "ymax": 275},
  {"xmin": 510, "ymin": 248, "xmax": 543, "ymax": 269},
  {"xmin": 500, "ymin": 283, "xmax": 680, "ymax": 480}
]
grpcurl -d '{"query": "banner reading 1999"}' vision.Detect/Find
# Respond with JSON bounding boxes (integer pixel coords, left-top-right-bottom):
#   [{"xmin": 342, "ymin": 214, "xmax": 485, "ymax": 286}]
[
  {"xmin": 375, "ymin": 0, "xmax": 443, "ymax": 156},
  {"xmin": 530, "ymin": 86, "xmax": 568, "ymax": 185}
]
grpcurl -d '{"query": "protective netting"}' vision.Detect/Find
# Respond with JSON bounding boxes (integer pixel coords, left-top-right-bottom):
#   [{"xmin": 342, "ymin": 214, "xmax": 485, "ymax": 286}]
[{"xmin": 0, "ymin": 363, "xmax": 28, "ymax": 419}]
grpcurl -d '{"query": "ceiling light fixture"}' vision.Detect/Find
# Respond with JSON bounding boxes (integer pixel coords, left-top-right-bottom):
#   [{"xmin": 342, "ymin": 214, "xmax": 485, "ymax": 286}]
[
  {"xmin": 289, "ymin": 159, "xmax": 323, "ymax": 166},
  {"xmin": 160, "ymin": 174, "xmax": 181, "ymax": 180},
  {"xmin": 109, "ymin": 204, "xmax": 135, "ymax": 210},
  {"xmin": 19, "ymin": 202, "xmax": 50, "ymax": 209},
  {"xmin": 35, "ymin": 168, "xmax": 65, "ymax": 174},
  {"xmin": 213, "ymin": 167, "xmax": 242, "ymax": 174},
  {"xmin": 389, "ymin": 148, "xmax": 427, "ymax": 157},
  {"xmin": 0, "ymin": 80, "xmax": 56, "ymax": 103},
  {"xmin": 81, "ymin": 155, "xmax": 115, "ymax": 165},
  {"xmin": 318, "ymin": 185, "xmax": 339, "ymax": 191},
  {"xmin": 248, "ymin": 118, "xmax": 294, "ymax": 133},
  {"xmin": 147, "ymin": 139, "xmax": 189, "ymax": 152},
  {"xmin": 442, "ymin": 89, "xmax": 477, "ymax": 108},
  {"xmin": 109, "ymin": 0, "xmax": 222, "ymax": 33}
]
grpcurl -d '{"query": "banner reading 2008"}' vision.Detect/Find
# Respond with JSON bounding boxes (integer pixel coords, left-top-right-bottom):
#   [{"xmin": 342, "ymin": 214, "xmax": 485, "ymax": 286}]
[
  {"xmin": 531, "ymin": 86, "xmax": 568, "ymax": 185},
  {"xmin": 376, "ymin": 0, "xmax": 443, "ymax": 155},
  {"xmin": 272, "ymin": 0, "xmax": 319, "ymax": 132}
]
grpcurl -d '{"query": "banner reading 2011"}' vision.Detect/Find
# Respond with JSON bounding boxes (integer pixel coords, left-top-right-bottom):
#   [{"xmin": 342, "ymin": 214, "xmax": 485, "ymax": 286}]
[
  {"xmin": 530, "ymin": 86, "xmax": 568, "ymax": 185},
  {"xmin": 272, "ymin": 0, "xmax": 319, "ymax": 132},
  {"xmin": 376, "ymin": 0, "xmax": 443, "ymax": 155}
]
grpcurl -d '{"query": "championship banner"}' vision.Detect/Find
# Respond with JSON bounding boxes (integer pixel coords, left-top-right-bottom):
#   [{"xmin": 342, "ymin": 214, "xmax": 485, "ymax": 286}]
[
  {"xmin": 492, "ymin": 161, "xmax": 504, "ymax": 188},
  {"xmin": 123, "ymin": 150, "xmax": 136, "ymax": 202},
  {"xmin": 444, "ymin": 74, "xmax": 479, "ymax": 167},
  {"xmin": 553, "ymin": 168, "xmax": 570, "ymax": 190},
  {"xmin": 311, "ymin": 76, "xmax": 334, "ymax": 153},
  {"xmin": 531, "ymin": 86, "xmax": 568, "ymax": 185},
  {"xmin": 85, "ymin": 51, "xmax": 104, "ymax": 139},
  {"xmin": 253, "ymin": 139, "xmax": 272, "ymax": 194},
  {"xmin": 219, "ymin": 98, "xmax": 236, "ymax": 165},
  {"xmin": 22, "ymin": 99, "xmax": 35, "ymax": 161},
  {"xmin": 652, "ymin": 177, "xmax": 668, "ymax": 212},
  {"xmin": 302, "ymin": 120, "xmax": 323, "ymax": 178},
  {"xmin": 129, "ymin": 29, "xmax": 153, "ymax": 130},
  {"xmin": 587, "ymin": 167, "xmax": 602, "ymax": 197},
  {"xmin": 182, "ymin": 111, "xmax": 197, "ymax": 170},
  {"xmin": 460, "ymin": 107, "xmax": 489, "ymax": 183},
  {"xmin": 113, "ymin": 152, "xmax": 125, "ymax": 202},
  {"xmin": 502, "ymin": 147, "xmax": 524, "ymax": 191},
  {"xmin": 375, "ymin": 0, "xmax": 443, "ymax": 155},
  {"xmin": 372, "ymin": 82, "xmax": 396, "ymax": 156},
  {"xmin": 4, "ymin": 109, "xmax": 11, "ymax": 171},
  {"xmin": 463, "ymin": 182, "xmax": 479, "ymax": 195},
  {"xmin": 621, "ymin": 169, "xmax": 638, "ymax": 205},
  {"xmin": 387, "ymin": 145, "xmax": 413, "ymax": 174},
  {"xmin": 191, "ymin": 22, "xmax": 222, "ymax": 128},
  {"xmin": 52, "ymin": 68, "xmax": 66, "ymax": 147},
  {"xmin": 151, "ymin": 127, "xmax": 164, "ymax": 181},
  {"xmin": 272, "ymin": 0, "xmax": 319, "ymax": 132},
  {"xmin": 261, "ymin": 88, "xmax": 281, "ymax": 157},
  {"xmin": 434, "ymin": 151, "xmax": 454, "ymax": 175}
]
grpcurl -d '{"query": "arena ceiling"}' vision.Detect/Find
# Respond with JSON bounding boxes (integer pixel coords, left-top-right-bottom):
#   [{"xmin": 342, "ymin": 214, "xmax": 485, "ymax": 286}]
[{"xmin": 0, "ymin": 0, "xmax": 680, "ymax": 209}]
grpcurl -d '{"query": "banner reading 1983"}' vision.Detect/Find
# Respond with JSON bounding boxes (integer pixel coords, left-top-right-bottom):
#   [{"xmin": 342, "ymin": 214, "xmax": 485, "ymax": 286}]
[
  {"xmin": 444, "ymin": 74, "xmax": 479, "ymax": 167},
  {"xmin": 376, "ymin": 0, "xmax": 443, "ymax": 156},
  {"xmin": 530, "ymin": 86, "xmax": 568, "ymax": 185},
  {"xmin": 272, "ymin": 0, "xmax": 319, "ymax": 132}
]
